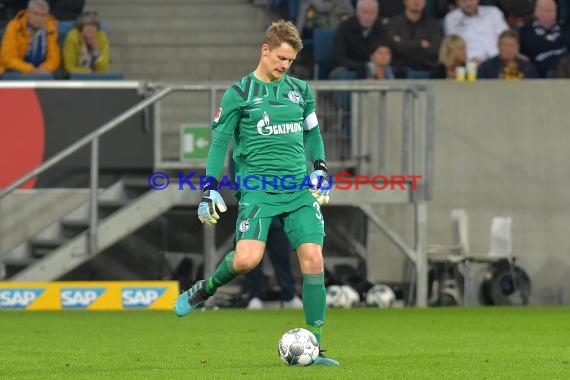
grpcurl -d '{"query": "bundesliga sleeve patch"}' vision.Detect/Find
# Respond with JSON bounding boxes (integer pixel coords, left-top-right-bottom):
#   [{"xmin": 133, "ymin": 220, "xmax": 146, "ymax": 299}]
[{"xmin": 214, "ymin": 107, "xmax": 222, "ymax": 123}]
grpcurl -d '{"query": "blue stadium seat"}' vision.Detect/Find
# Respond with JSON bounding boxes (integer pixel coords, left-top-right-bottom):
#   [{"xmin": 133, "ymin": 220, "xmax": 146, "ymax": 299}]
[
  {"xmin": 288, "ymin": 0, "xmax": 300, "ymax": 23},
  {"xmin": 405, "ymin": 68, "xmax": 431, "ymax": 79},
  {"xmin": 57, "ymin": 20, "xmax": 75, "ymax": 46},
  {"xmin": 313, "ymin": 27, "xmax": 336, "ymax": 79},
  {"xmin": 69, "ymin": 72, "xmax": 124, "ymax": 80},
  {"xmin": 2, "ymin": 72, "xmax": 54, "ymax": 80}
]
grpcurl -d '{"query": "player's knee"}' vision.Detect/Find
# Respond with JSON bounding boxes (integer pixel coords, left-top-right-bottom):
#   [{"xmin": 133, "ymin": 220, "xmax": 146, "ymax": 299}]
[
  {"xmin": 233, "ymin": 255, "xmax": 260, "ymax": 274},
  {"xmin": 305, "ymin": 253, "xmax": 324, "ymax": 273},
  {"xmin": 298, "ymin": 246, "xmax": 324, "ymax": 274}
]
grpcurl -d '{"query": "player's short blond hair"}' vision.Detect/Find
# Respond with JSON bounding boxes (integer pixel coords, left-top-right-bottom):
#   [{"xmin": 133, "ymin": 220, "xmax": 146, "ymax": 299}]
[{"xmin": 263, "ymin": 20, "xmax": 303, "ymax": 52}]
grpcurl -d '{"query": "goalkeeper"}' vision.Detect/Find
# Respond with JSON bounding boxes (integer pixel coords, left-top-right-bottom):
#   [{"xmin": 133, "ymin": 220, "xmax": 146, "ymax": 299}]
[{"xmin": 174, "ymin": 20, "xmax": 337, "ymax": 365}]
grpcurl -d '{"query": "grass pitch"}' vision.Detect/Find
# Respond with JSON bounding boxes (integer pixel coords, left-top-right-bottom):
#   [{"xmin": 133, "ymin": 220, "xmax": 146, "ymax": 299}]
[{"xmin": 1, "ymin": 307, "xmax": 569, "ymax": 379}]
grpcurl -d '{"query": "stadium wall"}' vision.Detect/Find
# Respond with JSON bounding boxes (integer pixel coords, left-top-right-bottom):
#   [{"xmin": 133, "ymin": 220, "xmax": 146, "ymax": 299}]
[{"xmin": 367, "ymin": 79, "xmax": 570, "ymax": 305}]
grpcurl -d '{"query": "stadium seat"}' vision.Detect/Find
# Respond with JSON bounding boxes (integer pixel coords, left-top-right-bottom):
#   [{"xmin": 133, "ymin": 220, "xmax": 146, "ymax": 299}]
[
  {"xmin": 312, "ymin": 27, "xmax": 335, "ymax": 80},
  {"xmin": 69, "ymin": 72, "xmax": 124, "ymax": 80},
  {"xmin": 288, "ymin": 0, "xmax": 300, "ymax": 23},
  {"xmin": 404, "ymin": 68, "xmax": 431, "ymax": 79},
  {"xmin": 427, "ymin": 208, "xmax": 470, "ymax": 259},
  {"xmin": 57, "ymin": 20, "xmax": 75, "ymax": 46},
  {"xmin": 2, "ymin": 71, "xmax": 54, "ymax": 80}
]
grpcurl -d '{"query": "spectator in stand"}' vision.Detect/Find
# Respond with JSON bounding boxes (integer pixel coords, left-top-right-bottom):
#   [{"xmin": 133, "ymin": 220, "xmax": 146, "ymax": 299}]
[
  {"xmin": 63, "ymin": 11, "xmax": 109, "ymax": 74},
  {"xmin": 444, "ymin": 0, "xmax": 508, "ymax": 63},
  {"xmin": 0, "ymin": 0, "xmax": 60, "ymax": 75},
  {"xmin": 330, "ymin": 0, "xmax": 384, "ymax": 79},
  {"xmin": 296, "ymin": 0, "xmax": 354, "ymax": 39},
  {"xmin": 366, "ymin": 39, "xmax": 395, "ymax": 78},
  {"xmin": 519, "ymin": 0, "xmax": 570, "ymax": 78},
  {"xmin": 478, "ymin": 28, "xmax": 538, "ymax": 79},
  {"xmin": 556, "ymin": 54, "xmax": 570, "ymax": 77},
  {"xmin": 385, "ymin": 0, "xmax": 442, "ymax": 77},
  {"xmin": 48, "ymin": 0, "xmax": 84, "ymax": 20},
  {"xmin": 431, "ymin": 34, "xmax": 468, "ymax": 79}
]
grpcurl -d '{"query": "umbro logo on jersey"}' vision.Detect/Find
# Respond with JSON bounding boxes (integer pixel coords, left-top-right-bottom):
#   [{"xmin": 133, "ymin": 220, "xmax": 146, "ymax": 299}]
[{"xmin": 253, "ymin": 97, "xmax": 263, "ymax": 104}]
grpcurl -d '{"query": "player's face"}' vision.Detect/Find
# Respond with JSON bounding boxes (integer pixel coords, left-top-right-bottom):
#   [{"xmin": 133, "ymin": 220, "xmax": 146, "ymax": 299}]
[{"xmin": 261, "ymin": 42, "xmax": 298, "ymax": 82}]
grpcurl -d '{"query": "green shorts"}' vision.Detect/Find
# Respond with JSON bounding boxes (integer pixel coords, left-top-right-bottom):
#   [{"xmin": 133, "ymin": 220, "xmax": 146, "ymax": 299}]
[{"xmin": 235, "ymin": 191, "xmax": 325, "ymax": 249}]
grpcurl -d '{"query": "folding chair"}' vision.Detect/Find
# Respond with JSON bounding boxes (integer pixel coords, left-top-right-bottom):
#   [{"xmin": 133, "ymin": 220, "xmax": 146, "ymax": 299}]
[{"xmin": 427, "ymin": 208, "xmax": 470, "ymax": 305}]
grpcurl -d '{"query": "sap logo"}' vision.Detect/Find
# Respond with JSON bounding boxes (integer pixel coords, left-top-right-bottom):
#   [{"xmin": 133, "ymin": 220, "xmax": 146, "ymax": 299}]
[
  {"xmin": 0, "ymin": 289, "xmax": 45, "ymax": 309},
  {"xmin": 60, "ymin": 288, "xmax": 105, "ymax": 309},
  {"xmin": 121, "ymin": 287, "xmax": 166, "ymax": 308}
]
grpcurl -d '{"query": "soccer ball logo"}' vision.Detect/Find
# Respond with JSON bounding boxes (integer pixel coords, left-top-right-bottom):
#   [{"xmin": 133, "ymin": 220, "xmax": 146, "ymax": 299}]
[{"xmin": 277, "ymin": 328, "xmax": 319, "ymax": 366}]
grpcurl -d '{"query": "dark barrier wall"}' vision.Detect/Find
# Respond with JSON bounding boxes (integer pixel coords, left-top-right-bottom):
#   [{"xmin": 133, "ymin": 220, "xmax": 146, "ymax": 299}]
[{"xmin": 0, "ymin": 83, "xmax": 152, "ymax": 188}]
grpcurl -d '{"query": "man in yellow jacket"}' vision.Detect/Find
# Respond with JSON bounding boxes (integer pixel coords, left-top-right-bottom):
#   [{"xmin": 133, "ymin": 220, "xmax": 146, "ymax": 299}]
[{"xmin": 0, "ymin": 0, "xmax": 60, "ymax": 75}]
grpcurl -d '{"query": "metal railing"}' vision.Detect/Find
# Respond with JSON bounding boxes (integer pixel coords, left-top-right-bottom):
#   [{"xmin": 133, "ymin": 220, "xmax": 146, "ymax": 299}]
[
  {"xmin": 0, "ymin": 84, "xmax": 170, "ymax": 253},
  {"xmin": 0, "ymin": 81, "xmax": 434, "ymax": 305}
]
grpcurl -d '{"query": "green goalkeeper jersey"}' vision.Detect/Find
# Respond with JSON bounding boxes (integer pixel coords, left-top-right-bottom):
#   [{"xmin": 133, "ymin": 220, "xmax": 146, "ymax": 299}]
[{"xmin": 212, "ymin": 72, "xmax": 321, "ymax": 194}]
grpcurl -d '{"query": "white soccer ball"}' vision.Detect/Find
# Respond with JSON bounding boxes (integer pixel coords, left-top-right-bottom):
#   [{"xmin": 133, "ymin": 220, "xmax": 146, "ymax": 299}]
[
  {"xmin": 277, "ymin": 328, "xmax": 320, "ymax": 366},
  {"xmin": 366, "ymin": 284, "xmax": 396, "ymax": 308},
  {"xmin": 341, "ymin": 285, "xmax": 360, "ymax": 307},
  {"xmin": 326, "ymin": 285, "xmax": 359, "ymax": 308},
  {"xmin": 326, "ymin": 285, "xmax": 345, "ymax": 308}
]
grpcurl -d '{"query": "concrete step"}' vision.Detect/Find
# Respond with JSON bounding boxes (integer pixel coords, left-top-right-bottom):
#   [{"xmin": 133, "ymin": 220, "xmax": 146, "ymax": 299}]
[
  {"xmin": 112, "ymin": 45, "xmax": 258, "ymax": 62},
  {"xmin": 106, "ymin": 19, "xmax": 265, "ymax": 34},
  {"xmin": 90, "ymin": 0, "xmax": 248, "ymax": 4},
  {"xmin": 110, "ymin": 30, "xmax": 263, "ymax": 46},
  {"xmin": 92, "ymin": 3, "xmax": 264, "ymax": 20},
  {"xmin": 114, "ymin": 58, "xmax": 258, "ymax": 81}
]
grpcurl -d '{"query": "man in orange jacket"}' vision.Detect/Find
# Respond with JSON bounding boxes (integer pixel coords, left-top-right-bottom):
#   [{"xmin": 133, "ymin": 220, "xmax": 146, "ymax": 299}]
[{"xmin": 0, "ymin": 0, "xmax": 60, "ymax": 75}]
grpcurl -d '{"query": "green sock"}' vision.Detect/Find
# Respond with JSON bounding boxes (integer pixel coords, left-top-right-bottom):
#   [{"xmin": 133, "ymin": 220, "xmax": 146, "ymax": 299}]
[
  {"xmin": 302, "ymin": 272, "xmax": 326, "ymax": 344},
  {"xmin": 205, "ymin": 250, "xmax": 238, "ymax": 295}
]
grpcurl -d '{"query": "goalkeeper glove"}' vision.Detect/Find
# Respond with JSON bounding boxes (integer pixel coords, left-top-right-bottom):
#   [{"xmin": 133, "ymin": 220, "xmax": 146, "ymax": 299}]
[
  {"xmin": 197, "ymin": 178, "xmax": 227, "ymax": 225},
  {"xmin": 309, "ymin": 160, "xmax": 331, "ymax": 205}
]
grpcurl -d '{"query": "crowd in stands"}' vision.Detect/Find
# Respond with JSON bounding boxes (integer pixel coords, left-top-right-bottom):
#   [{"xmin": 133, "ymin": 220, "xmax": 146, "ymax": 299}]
[
  {"xmin": 0, "ymin": 0, "xmax": 115, "ymax": 79},
  {"xmin": 271, "ymin": 0, "xmax": 570, "ymax": 79}
]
